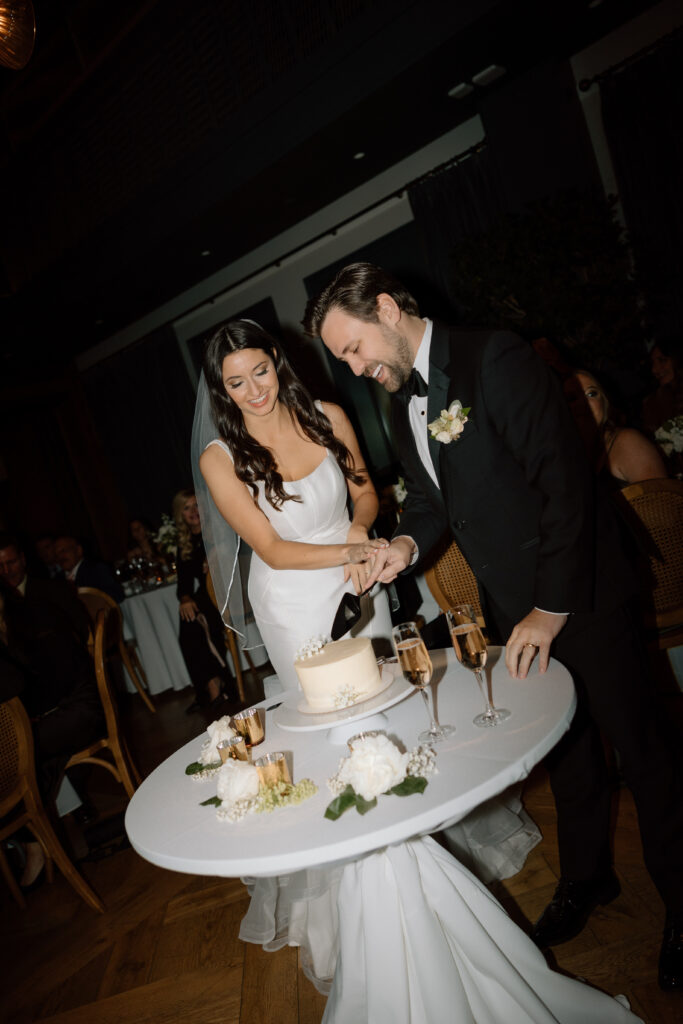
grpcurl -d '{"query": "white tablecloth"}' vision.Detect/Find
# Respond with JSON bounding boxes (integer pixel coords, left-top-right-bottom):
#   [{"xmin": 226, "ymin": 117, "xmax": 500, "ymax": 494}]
[
  {"xmin": 121, "ymin": 585, "xmax": 192, "ymax": 695},
  {"xmin": 125, "ymin": 650, "xmax": 642, "ymax": 1023}
]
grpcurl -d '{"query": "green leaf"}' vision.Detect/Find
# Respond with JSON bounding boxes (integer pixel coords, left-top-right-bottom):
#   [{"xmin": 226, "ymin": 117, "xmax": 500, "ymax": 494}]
[
  {"xmin": 200, "ymin": 796, "xmax": 222, "ymax": 807},
  {"xmin": 355, "ymin": 794, "xmax": 378, "ymax": 815},
  {"xmin": 462, "ymin": 406, "xmax": 471, "ymax": 416},
  {"xmin": 387, "ymin": 776, "xmax": 428, "ymax": 797},
  {"xmin": 324, "ymin": 785, "xmax": 358, "ymax": 821},
  {"xmin": 186, "ymin": 760, "xmax": 221, "ymax": 775}
]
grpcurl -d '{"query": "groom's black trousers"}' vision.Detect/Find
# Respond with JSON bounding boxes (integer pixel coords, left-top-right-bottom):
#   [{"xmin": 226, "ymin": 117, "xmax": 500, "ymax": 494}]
[{"xmin": 486, "ymin": 594, "xmax": 683, "ymax": 916}]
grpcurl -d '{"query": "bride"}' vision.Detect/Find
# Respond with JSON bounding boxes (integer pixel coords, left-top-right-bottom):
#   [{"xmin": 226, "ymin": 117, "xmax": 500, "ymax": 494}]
[{"xmin": 195, "ymin": 318, "xmax": 393, "ymax": 688}]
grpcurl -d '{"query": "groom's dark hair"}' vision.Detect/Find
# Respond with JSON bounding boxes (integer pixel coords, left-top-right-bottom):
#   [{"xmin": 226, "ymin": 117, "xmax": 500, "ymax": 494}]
[{"xmin": 302, "ymin": 262, "xmax": 420, "ymax": 337}]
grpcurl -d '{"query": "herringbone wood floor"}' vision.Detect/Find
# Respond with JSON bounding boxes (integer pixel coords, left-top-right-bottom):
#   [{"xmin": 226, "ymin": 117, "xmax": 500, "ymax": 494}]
[{"xmin": 2, "ymin": 678, "xmax": 682, "ymax": 1023}]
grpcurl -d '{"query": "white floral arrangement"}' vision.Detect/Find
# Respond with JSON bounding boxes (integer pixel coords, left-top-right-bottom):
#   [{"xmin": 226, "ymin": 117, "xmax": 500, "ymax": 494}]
[
  {"xmin": 428, "ymin": 399, "xmax": 470, "ymax": 444},
  {"xmin": 655, "ymin": 415, "xmax": 683, "ymax": 456},
  {"xmin": 325, "ymin": 734, "xmax": 437, "ymax": 819},
  {"xmin": 200, "ymin": 760, "xmax": 318, "ymax": 823},
  {"xmin": 154, "ymin": 512, "xmax": 179, "ymax": 556},
  {"xmin": 185, "ymin": 715, "xmax": 236, "ymax": 780},
  {"xmin": 392, "ymin": 476, "xmax": 408, "ymax": 507},
  {"xmin": 295, "ymin": 636, "xmax": 328, "ymax": 660}
]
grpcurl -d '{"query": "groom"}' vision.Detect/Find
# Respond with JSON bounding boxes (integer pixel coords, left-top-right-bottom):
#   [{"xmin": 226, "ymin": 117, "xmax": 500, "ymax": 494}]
[{"xmin": 303, "ymin": 261, "xmax": 683, "ymax": 990}]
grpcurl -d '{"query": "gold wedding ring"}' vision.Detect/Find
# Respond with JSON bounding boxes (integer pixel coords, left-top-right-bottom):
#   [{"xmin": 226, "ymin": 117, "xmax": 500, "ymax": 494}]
[
  {"xmin": 253, "ymin": 752, "xmax": 291, "ymax": 786},
  {"xmin": 232, "ymin": 708, "xmax": 265, "ymax": 747},
  {"xmin": 524, "ymin": 642, "xmax": 538, "ymax": 649}
]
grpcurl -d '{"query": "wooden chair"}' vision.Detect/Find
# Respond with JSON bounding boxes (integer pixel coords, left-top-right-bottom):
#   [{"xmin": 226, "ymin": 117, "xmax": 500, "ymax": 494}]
[
  {"xmin": 78, "ymin": 586, "xmax": 155, "ymax": 713},
  {"xmin": 0, "ymin": 697, "xmax": 105, "ymax": 912},
  {"xmin": 620, "ymin": 478, "xmax": 683, "ymax": 650},
  {"xmin": 205, "ymin": 571, "xmax": 254, "ymax": 702},
  {"xmin": 424, "ymin": 538, "xmax": 486, "ymax": 629},
  {"xmin": 66, "ymin": 609, "xmax": 141, "ymax": 799}
]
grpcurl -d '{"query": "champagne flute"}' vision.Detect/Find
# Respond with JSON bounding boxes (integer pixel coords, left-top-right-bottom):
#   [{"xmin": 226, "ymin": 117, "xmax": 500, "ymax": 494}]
[
  {"xmin": 446, "ymin": 605, "xmax": 511, "ymax": 728},
  {"xmin": 391, "ymin": 621, "xmax": 455, "ymax": 744}
]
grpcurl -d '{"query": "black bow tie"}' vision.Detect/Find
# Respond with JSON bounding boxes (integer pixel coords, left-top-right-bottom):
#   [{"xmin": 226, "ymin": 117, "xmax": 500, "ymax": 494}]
[{"xmin": 401, "ymin": 368, "xmax": 428, "ymax": 400}]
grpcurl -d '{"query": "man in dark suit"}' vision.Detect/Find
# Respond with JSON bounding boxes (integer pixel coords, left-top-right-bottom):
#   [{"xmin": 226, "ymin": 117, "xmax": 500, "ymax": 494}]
[
  {"xmin": 304, "ymin": 261, "xmax": 683, "ymax": 990},
  {"xmin": 54, "ymin": 536, "xmax": 124, "ymax": 604}
]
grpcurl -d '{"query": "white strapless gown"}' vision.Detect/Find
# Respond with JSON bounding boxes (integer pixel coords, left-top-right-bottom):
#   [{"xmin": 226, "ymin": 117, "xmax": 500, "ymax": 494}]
[{"xmin": 247, "ymin": 449, "xmax": 393, "ymax": 690}]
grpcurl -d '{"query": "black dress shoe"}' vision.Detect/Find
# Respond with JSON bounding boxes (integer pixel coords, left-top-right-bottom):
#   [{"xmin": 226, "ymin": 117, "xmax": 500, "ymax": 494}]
[
  {"xmin": 659, "ymin": 915, "xmax": 683, "ymax": 990},
  {"xmin": 531, "ymin": 872, "xmax": 621, "ymax": 947}
]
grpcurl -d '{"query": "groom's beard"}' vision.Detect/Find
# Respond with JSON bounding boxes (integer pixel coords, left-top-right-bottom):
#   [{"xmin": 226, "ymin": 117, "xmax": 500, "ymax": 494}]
[{"xmin": 364, "ymin": 324, "xmax": 414, "ymax": 393}]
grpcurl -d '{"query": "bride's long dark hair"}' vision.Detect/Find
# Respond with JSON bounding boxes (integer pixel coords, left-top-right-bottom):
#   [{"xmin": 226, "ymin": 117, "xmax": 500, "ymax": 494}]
[{"xmin": 203, "ymin": 320, "xmax": 366, "ymax": 509}]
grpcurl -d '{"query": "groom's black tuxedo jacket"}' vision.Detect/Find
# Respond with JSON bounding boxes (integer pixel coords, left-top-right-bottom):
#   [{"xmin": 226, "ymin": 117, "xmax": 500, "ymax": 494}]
[{"xmin": 392, "ymin": 323, "xmax": 635, "ymax": 626}]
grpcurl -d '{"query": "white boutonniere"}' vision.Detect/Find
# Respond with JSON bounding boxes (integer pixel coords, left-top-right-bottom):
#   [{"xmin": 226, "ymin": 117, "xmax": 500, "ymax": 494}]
[{"xmin": 428, "ymin": 400, "xmax": 471, "ymax": 444}]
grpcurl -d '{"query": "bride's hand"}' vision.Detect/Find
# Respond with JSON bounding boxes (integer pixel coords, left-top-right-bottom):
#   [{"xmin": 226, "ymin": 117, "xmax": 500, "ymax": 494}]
[
  {"xmin": 346, "ymin": 561, "xmax": 371, "ymax": 595},
  {"xmin": 346, "ymin": 538, "xmax": 388, "ymax": 567}
]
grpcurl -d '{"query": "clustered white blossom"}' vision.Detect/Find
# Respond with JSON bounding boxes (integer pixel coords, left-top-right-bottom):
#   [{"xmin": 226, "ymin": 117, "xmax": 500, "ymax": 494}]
[
  {"xmin": 198, "ymin": 715, "xmax": 236, "ymax": 765},
  {"xmin": 189, "ymin": 764, "xmax": 222, "ymax": 782},
  {"xmin": 333, "ymin": 685, "xmax": 363, "ymax": 709},
  {"xmin": 216, "ymin": 760, "xmax": 260, "ymax": 804},
  {"xmin": 154, "ymin": 513, "xmax": 179, "ymax": 555},
  {"xmin": 428, "ymin": 399, "xmax": 469, "ymax": 445},
  {"xmin": 295, "ymin": 636, "xmax": 328, "ymax": 660},
  {"xmin": 406, "ymin": 744, "xmax": 438, "ymax": 778},
  {"xmin": 215, "ymin": 778, "xmax": 318, "ymax": 823}
]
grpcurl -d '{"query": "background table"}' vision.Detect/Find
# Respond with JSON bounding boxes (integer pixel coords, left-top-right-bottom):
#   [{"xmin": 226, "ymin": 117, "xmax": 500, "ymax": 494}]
[
  {"xmin": 126, "ymin": 647, "xmax": 576, "ymax": 876},
  {"xmin": 121, "ymin": 584, "xmax": 192, "ymax": 695}
]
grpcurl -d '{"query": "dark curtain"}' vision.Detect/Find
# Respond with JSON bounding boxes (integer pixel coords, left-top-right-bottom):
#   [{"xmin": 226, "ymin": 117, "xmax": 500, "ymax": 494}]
[
  {"xmin": 82, "ymin": 327, "xmax": 196, "ymax": 536},
  {"xmin": 600, "ymin": 30, "xmax": 683, "ymax": 338},
  {"xmin": 407, "ymin": 144, "xmax": 507, "ymax": 318}
]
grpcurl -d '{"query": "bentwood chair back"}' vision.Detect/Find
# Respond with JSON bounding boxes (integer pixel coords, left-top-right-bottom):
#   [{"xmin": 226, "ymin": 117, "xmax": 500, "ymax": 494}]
[
  {"xmin": 424, "ymin": 539, "xmax": 486, "ymax": 628},
  {"xmin": 620, "ymin": 478, "xmax": 683, "ymax": 649},
  {"xmin": 0, "ymin": 697, "xmax": 104, "ymax": 912},
  {"xmin": 77, "ymin": 586, "xmax": 155, "ymax": 713},
  {"xmin": 205, "ymin": 570, "xmax": 250, "ymax": 702},
  {"xmin": 66, "ymin": 609, "xmax": 141, "ymax": 799}
]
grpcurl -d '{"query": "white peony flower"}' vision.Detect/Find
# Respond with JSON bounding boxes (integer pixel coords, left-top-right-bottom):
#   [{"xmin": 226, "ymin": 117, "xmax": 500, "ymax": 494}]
[
  {"xmin": 337, "ymin": 734, "xmax": 409, "ymax": 802},
  {"xmin": 216, "ymin": 760, "xmax": 260, "ymax": 805},
  {"xmin": 199, "ymin": 715, "xmax": 236, "ymax": 765}
]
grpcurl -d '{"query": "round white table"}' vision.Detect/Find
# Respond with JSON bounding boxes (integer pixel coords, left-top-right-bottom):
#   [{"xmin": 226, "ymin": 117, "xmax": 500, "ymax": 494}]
[
  {"xmin": 121, "ymin": 584, "xmax": 192, "ymax": 695},
  {"xmin": 125, "ymin": 649, "xmax": 641, "ymax": 1024}
]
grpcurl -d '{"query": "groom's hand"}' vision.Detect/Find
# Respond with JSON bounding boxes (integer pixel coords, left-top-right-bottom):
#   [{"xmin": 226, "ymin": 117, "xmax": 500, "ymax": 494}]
[
  {"xmin": 365, "ymin": 536, "xmax": 416, "ymax": 588},
  {"xmin": 505, "ymin": 609, "xmax": 568, "ymax": 679}
]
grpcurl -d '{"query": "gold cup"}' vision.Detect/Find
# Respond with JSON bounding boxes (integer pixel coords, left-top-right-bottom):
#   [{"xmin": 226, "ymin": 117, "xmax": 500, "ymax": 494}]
[
  {"xmin": 232, "ymin": 707, "xmax": 265, "ymax": 748},
  {"xmin": 253, "ymin": 752, "xmax": 291, "ymax": 786},
  {"xmin": 217, "ymin": 736, "xmax": 249, "ymax": 763}
]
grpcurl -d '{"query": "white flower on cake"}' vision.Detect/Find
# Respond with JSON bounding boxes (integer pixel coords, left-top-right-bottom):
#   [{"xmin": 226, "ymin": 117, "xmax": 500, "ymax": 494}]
[
  {"xmin": 428, "ymin": 399, "xmax": 470, "ymax": 444},
  {"xmin": 295, "ymin": 636, "xmax": 329, "ymax": 660},
  {"xmin": 336, "ymin": 734, "xmax": 409, "ymax": 801},
  {"xmin": 198, "ymin": 715, "xmax": 236, "ymax": 765},
  {"xmin": 326, "ymin": 736, "xmax": 437, "ymax": 818},
  {"xmin": 333, "ymin": 685, "xmax": 364, "ymax": 709}
]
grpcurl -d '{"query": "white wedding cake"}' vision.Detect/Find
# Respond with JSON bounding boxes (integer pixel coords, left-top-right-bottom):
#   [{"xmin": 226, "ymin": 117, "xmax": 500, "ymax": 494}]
[{"xmin": 294, "ymin": 636, "xmax": 383, "ymax": 712}]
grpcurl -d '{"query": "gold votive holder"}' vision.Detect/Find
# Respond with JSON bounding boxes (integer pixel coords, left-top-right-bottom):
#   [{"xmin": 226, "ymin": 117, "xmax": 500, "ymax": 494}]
[
  {"xmin": 253, "ymin": 752, "xmax": 291, "ymax": 787},
  {"xmin": 347, "ymin": 729, "xmax": 382, "ymax": 753},
  {"xmin": 217, "ymin": 736, "xmax": 249, "ymax": 763},
  {"xmin": 232, "ymin": 707, "xmax": 265, "ymax": 748}
]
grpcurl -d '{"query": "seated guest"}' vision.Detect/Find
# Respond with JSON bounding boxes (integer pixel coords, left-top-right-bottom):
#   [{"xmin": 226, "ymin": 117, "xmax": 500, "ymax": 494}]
[
  {"xmin": 34, "ymin": 534, "xmax": 64, "ymax": 579},
  {"xmin": 172, "ymin": 489, "xmax": 236, "ymax": 712},
  {"xmin": 0, "ymin": 582, "xmax": 103, "ymax": 887},
  {"xmin": 566, "ymin": 370, "xmax": 668, "ymax": 487},
  {"xmin": 642, "ymin": 336, "xmax": 683, "ymax": 436},
  {"xmin": 0, "ymin": 533, "xmax": 89, "ymax": 642},
  {"xmin": 126, "ymin": 517, "xmax": 163, "ymax": 563},
  {"xmin": 54, "ymin": 535, "xmax": 124, "ymax": 603}
]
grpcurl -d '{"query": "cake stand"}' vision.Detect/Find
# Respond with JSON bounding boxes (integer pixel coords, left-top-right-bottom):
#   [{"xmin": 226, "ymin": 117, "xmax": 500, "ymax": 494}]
[{"xmin": 272, "ymin": 663, "xmax": 414, "ymax": 744}]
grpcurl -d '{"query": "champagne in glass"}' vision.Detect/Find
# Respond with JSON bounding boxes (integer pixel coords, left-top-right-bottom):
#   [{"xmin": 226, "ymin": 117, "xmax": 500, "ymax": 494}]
[
  {"xmin": 447, "ymin": 605, "xmax": 511, "ymax": 728},
  {"xmin": 392, "ymin": 621, "xmax": 455, "ymax": 744}
]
